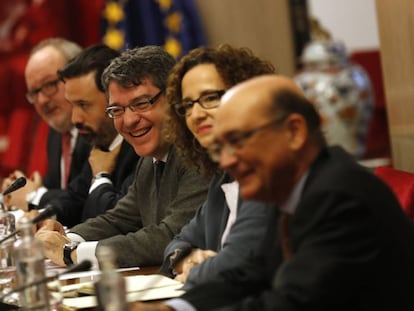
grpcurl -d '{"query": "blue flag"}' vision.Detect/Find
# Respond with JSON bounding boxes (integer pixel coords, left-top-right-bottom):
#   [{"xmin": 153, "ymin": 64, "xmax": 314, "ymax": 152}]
[{"xmin": 101, "ymin": 0, "xmax": 206, "ymax": 58}]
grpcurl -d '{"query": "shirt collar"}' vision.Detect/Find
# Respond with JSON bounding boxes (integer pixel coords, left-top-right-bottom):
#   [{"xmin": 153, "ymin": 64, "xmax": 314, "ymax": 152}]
[
  {"xmin": 108, "ymin": 134, "xmax": 123, "ymax": 151},
  {"xmin": 153, "ymin": 152, "xmax": 169, "ymax": 164}
]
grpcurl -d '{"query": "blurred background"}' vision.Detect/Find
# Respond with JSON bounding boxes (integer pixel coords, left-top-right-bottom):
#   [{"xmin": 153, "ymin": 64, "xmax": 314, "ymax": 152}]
[{"xmin": 0, "ymin": 0, "xmax": 390, "ymax": 179}]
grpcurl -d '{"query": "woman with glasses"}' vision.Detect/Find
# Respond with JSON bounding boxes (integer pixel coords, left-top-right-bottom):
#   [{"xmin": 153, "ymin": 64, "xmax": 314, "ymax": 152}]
[{"xmin": 160, "ymin": 44, "xmax": 276, "ymax": 289}]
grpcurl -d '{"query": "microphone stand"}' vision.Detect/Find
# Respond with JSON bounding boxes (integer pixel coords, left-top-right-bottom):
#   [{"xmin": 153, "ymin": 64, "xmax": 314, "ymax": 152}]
[
  {"xmin": 0, "ymin": 230, "xmax": 19, "ymax": 245},
  {"xmin": 0, "ymin": 204, "xmax": 57, "ymax": 245}
]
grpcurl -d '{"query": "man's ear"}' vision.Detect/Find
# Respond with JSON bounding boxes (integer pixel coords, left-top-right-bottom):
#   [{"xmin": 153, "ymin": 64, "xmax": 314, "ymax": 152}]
[{"xmin": 285, "ymin": 113, "xmax": 307, "ymax": 150}]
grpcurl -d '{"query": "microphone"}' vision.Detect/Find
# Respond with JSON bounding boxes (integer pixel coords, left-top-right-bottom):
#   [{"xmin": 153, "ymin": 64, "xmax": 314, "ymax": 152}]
[
  {"xmin": 2, "ymin": 177, "xmax": 26, "ymax": 196},
  {"xmin": 0, "ymin": 260, "xmax": 92, "ymax": 302},
  {"xmin": 30, "ymin": 204, "xmax": 57, "ymax": 224},
  {"xmin": 0, "ymin": 204, "xmax": 57, "ymax": 244},
  {"xmin": 0, "ymin": 177, "xmax": 27, "ymax": 205}
]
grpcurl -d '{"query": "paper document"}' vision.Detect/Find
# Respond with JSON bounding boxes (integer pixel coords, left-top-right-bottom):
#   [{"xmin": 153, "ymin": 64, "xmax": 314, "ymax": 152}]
[
  {"xmin": 59, "ymin": 266, "xmax": 140, "ymax": 281},
  {"xmin": 62, "ymin": 274, "xmax": 185, "ymax": 309},
  {"xmin": 44, "ymin": 259, "xmax": 140, "ymax": 281}
]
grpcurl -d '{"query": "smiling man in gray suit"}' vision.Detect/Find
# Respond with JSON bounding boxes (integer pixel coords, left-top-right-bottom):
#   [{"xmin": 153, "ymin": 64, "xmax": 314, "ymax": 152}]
[{"xmin": 36, "ymin": 46, "xmax": 209, "ymax": 268}]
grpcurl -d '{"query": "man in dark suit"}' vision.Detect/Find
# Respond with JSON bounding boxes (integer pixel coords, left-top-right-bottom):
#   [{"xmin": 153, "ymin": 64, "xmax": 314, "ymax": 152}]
[
  {"xmin": 132, "ymin": 75, "xmax": 414, "ymax": 310},
  {"xmin": 1, "ymin": 38, "xmax": 91, "ymax": 210},
  {"xmin": 36, "ymin": 46, "xmax": 209, "ymax": 269},
  {"xmin": 44, "ymin": 44, "xmax": 139, "ymax": 227}
]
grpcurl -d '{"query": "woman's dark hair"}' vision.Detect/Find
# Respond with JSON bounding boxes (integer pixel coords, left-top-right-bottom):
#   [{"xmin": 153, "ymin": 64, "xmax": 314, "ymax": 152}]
[{"xmin": 165, "ymin": 44, "xmax": 276, "ymax": 177}]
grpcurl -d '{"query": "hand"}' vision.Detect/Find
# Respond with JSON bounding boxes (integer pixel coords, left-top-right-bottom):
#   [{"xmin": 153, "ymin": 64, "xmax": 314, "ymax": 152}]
[
  {"xmin": 2, "ymin": 170, "xmax": 42, "ymax": 211},
  {"xmin": 89, "ymin": 144, "xmax": 122, "ymax": 176},
  {"xmin": 24, "ymin": 209, "xmax": 40, "ymax": 233},
  {"xmin": 130, "ymin": 301, "xmax": 173, "ymax": 311},
  {"xmin": 175, "ymin": 249, "xmax": 218, "ymax": 283},
  {"xmin": 35, "ymin": 226, "xmax": 69, "ymax": 267},
  {"xmin": 38, "ymin": 219, "xmax": 66, "ymax": 234}
]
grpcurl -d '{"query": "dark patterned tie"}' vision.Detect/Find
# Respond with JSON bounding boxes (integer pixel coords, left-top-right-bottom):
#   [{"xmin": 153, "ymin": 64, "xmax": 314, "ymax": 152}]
[
  {"xmin": 154, "ymin": 160, "xmax": 165, "ymax": 194},
  {"xmin": 279, "ymin": 212, "xmax": 293, "ymax": 260}
]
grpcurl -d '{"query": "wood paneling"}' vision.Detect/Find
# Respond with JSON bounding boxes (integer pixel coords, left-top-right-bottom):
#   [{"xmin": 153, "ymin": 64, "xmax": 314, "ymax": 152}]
[
  {"xmin": 193, "ymin": 0, "xmax": 296, "ymax": 76},
  {"xmin": 376, "ymin": 0, "xmax": 414, "ymax": 171}
]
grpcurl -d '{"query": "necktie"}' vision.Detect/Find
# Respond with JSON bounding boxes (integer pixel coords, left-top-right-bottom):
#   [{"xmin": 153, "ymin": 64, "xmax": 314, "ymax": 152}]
[
  {"xmin": 61, "ymin": 132, "xmax": 72, "ymax": 189},
  {"xmin": 279, "ymin": 212, "xmax": 293, "ymax": 260},
  {"xmin": 154, "ymin": 160, "xmax": 165, "ymax": 193}
]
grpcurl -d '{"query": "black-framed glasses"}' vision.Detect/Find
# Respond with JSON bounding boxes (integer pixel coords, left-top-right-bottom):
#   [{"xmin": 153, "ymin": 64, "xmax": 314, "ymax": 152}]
[
  {"xmin": 207, "ymin": 117, "xmax": 286, "ymax": 162},
  {"xmin": 105, "ymin": 89, "xmax": 164, "ymax": 118},
  {"xmin": 25, "ymin": 79, "xmax": 61, "ymax": 104},
  {"xmin": 174, "ymin": 90, "xmax": 225, "ymax": 117}
]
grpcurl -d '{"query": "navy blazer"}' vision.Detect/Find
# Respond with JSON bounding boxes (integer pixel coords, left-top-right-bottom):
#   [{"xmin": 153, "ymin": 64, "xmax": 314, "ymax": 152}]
[
  {"xmin": 181, "ymin": 147, "xmax": 414, "ymax": 311},
  {"xmin": 161, "ymin": 173, "xmax": 273, "ymax": 289}
]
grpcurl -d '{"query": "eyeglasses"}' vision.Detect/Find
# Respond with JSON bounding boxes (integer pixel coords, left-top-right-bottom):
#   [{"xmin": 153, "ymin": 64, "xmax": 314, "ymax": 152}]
[
  {"xmin": 25, "ymin": 79, "xmax": 61, "ymax": 104},
  {"xmin": 207, "ymin": 118, "xmax": 285, "ymax": 162},
  {"xmin": 105, "ymin": 89, "xmax": 164, "ymax": 118},
  {"xmin": 174, "ymin": 90, "xmax": 225, "ymax": 116}
]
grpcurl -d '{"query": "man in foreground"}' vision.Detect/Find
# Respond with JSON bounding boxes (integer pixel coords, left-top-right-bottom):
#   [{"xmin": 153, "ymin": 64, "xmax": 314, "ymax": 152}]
[
  {"xmin": 36, "ymin": 46, "xmax": 208, "ymax": 268},
  {"xmin": 133, "ymin": 75, "xmax": 414, "ymax": 310}
]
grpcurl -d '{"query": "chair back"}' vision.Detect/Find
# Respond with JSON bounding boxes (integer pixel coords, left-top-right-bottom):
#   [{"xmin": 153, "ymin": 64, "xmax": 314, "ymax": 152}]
[{"xmin": 374, "ymin": 166, "xmax": 414, "ymax": 220}]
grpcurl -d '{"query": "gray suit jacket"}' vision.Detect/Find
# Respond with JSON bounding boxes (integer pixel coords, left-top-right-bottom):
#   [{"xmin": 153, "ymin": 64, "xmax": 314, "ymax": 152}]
[
  {"xmin": 70, "ymin": 147, "xmax": 209, "ymax": 267},
  {"xmin": 161, "ymin": 173, "xmax": 272, "ymax": 289}
]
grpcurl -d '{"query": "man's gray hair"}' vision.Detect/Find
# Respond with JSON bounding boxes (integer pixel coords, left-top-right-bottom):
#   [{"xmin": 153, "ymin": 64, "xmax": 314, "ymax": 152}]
[
  {"xmin": 30, "ymin": 37, "xmax": 82, "ymax": 61},
  {"xmin": 102, "ymin": 46, "xmax": 176, "ymax": 96}
]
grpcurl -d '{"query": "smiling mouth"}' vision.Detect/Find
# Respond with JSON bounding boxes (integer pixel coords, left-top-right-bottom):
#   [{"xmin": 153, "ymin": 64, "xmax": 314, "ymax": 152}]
[
  {"xmin": 130, "ymin": 127, "xmax": 151, "ymax": 138},
  {"xmin": 198, "ymin": 125, "xmax": 212, "ymax": 134}
]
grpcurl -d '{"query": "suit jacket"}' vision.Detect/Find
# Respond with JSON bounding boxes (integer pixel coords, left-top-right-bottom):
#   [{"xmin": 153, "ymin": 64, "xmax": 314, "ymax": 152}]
[
  {"xmin": 52, "ymin": 140, "xmax": 139, "ymax": 228},
  {"xmin": 40, "ymin": 128, "xmax": 91, "ymax": 206},
  {"xmin": 70, "ymin": 146, "xmax": 209, "ymax": 267},
  {"xmin": 182, "ymin": 146, "xmax": 414, "ymax": 311},
  {"xmin": 160, "ymin": 173, "xmax": 273, "ymax": 289}
]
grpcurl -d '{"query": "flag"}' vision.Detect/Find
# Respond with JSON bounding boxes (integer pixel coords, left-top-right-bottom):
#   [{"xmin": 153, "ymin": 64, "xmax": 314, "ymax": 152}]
[{"xmin": 101, "ymin": 0, "xmax": 206, "ymax": 58}]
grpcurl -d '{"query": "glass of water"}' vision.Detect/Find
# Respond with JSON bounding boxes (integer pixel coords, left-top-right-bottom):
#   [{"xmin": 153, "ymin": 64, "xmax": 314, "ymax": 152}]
[{"xmin": 0, "ymin": 241, "xmax": 17, "ymax": 305}]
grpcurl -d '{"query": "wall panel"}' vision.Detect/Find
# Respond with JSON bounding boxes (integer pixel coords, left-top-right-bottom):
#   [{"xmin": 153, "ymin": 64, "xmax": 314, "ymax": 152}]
[
  {"xmin": 376, "ymin": 0, "xmax": 414, "ymax": 171},
  {"xmin": 194, "ymin": 0, "xmax": 296, "ymax": 76}
]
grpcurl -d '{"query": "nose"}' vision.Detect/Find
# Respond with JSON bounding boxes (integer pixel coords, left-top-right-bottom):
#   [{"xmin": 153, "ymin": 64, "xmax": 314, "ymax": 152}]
[
  {"xmin": 121, "ymin": 108, "xmax": 140, "ymax": 128},
  {"xmin": 219, "ymin": 147, "xmax": 238, "ymax": 171},
  {"xmin": 71, "ymin": 106, "xmax": 83, "ymax": 125},
  {"xmin": 35, "ymin": 91, "xmax": 50, "ymax": 108},
  {"xmin": 190, "ymin": 102, "xmax": 207, "ymax": 118}
]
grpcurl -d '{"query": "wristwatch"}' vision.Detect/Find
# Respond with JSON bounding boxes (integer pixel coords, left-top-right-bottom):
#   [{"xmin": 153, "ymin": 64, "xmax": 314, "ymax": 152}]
[{"xmin": 63, "ymin": 241, "xmax": 80, "ymax": 266}]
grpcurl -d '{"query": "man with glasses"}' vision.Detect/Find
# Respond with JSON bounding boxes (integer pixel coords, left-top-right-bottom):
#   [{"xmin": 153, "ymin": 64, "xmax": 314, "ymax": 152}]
[
  {"xmin": 36, "ymin": 46, "xmax": 209, "ymax": 269},
  {"xmin": 35, "ymin": 44, "xmax": 139, "ymax": 228},
  {"xmin": 132, "ymin": 75, "xmax": 414, "ymax": 310},
  {"xmin": 1, "ymin": 38, "xmax": 91, "ymax": 211}
]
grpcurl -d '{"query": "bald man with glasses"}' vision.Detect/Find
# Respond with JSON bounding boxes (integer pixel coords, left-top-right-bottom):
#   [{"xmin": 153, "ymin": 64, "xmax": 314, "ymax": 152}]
[{"xmin": 132, "ymin": 75, "xmax": 414, "ymax": 311}]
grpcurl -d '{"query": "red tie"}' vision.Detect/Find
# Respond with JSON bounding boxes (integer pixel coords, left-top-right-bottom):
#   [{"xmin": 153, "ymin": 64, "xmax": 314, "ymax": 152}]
[{"xmin": 61, "ymin": 132, "xmax": 72, "ymax": 189}]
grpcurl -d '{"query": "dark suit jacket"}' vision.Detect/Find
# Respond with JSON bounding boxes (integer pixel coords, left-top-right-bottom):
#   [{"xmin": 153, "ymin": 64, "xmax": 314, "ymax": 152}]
[
  {"xmin": 182, "ymin": 146, "xmax": 414, "ymax": 311},
  {"xmin": 40, "ymin": 128, "xmax": 91, "ymax": 206},
  {"xmin": 70, "ymin": 147, "xmax": 209, "ymax": 268},
  {"xmin": 52, "ymin": 140, "xmax": 139, "ymax": 228},
  {"xmin": 161, "ymin": 173, "xmax": 272, "ymax": 289}
]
